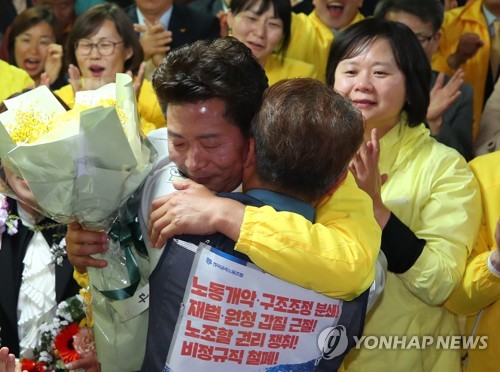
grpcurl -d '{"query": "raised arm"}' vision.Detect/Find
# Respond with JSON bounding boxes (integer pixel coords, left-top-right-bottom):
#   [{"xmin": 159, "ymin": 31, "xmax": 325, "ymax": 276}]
[{"xmin": 149, "ymin": 173, "xmax": 381, "ymax": 301}]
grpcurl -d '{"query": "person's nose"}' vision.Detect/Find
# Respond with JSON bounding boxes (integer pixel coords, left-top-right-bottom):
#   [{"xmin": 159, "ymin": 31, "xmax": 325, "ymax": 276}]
[
  {"xmin": 185, "ymin": 145, "xmax": 207, "ymax": 172},
  {"xmin": 354, "ymin": 71, "xmax": 373, "ymax": 91}
]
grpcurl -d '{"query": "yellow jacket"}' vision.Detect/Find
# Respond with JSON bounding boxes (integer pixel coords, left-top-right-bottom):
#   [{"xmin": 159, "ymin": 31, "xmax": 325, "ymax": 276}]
[
  {"xmin": 431, "ymin": 0, "xmax": 490, "ymax": 136},
  {"xmin": 54, "ymin": 80, "xmax": 165, "ymax": 135},
  {"xmin": 235, "ymin": 171, "xmax": 381, "ymax": 300},
  {"xmin": 445, "ymin": 151, "xmax": 500, "ymax": 372},
  {"xmin": 343, "ymin": 120, "xmax": 481, "ymax": 371},
  {"xmin": 264, "ymin": 53, "xmax": 318, "ymax": 86},
  {"xmin": 288, "ymin": 11, "xmax": 364, "ymax": 82},
  {"xmin": 0, "ymin": 60, "xmax": 34, "ymax": 102}
]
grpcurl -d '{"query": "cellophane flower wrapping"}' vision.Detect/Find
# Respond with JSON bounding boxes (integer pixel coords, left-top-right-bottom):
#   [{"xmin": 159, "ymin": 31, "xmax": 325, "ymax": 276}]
[{"xmin": 0, "ymin": 73, "xmax": 158, "ymax": 371}]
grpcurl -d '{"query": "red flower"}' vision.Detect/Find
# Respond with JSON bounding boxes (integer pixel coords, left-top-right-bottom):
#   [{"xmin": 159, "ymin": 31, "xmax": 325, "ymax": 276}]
[
  {"xmin": 54, "ymin": 323, "xmax": 80, "ymax": 363},
  {"xmin": 20, "ymin": 358, "xmax": 46, "ymax": 371}
]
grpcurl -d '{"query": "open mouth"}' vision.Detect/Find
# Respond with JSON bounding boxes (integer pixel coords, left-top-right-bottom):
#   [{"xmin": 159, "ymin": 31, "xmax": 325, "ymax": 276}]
[
  {"xmin": 326, "ymin": 2, "xmax": 344, "ymax": 18},
  {"xmin": 89, "ymin": 65, "xmax": 105, "ymax": 77},
  {"xmin": 23, "ymin": 58, "xmax": 41, "ymax": 73}
]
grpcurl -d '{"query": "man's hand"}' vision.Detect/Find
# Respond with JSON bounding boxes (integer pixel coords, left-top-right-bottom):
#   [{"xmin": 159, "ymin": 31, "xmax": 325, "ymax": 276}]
[
  {"xmin": 349, "ymin": 128, "xmax": 390, "ymax": 229},
  {"xmin": 134, "ymin": 23, "xmax": 172, "ymax": 66},
  {"xmin": 66, "ymin": 222, "xmax": 108, "ymax": 273},
  {"xmin": 44, "ymin": 43, "xmax": 63, "ymax": 85},
  {"xmin": 427, "ymin": 70, "xmax": 464, "ymax": 135},
  {"xmin": 148, "ymin": 179, "xmax": 244, "ymax": 248},
  {"xmin": 447, "ymin": 33, "xmax": 483, "ymax": 70}
]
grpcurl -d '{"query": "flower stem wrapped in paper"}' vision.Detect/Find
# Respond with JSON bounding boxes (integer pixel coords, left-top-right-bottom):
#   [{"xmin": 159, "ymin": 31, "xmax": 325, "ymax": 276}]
[{"xmin": 0, "ymin": 73, "xmax": 158, "ymax": 371}]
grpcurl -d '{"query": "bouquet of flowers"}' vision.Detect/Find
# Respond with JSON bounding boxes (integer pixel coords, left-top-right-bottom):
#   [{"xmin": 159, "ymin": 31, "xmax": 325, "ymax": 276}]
[
  {"xmin": 0, "ymin": 74, "xmax": 157, "ymax": 371},
  {"xmin": 20, "ymin": 295, "xmax": 92, "ymax": 372}
]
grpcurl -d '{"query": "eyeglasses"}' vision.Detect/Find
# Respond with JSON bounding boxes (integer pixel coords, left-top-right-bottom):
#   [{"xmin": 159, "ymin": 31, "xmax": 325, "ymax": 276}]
[
  {"xmin": 75, "ymin": 40, "xmax": 124, "ymax": 56},
  {"xmin": 415, "ymin": 33, "xmax": 435, "ymax": 46}
]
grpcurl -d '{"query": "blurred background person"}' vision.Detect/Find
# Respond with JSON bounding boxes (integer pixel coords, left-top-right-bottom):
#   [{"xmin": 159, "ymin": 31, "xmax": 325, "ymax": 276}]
[
  {"xmin": 1, "ymin": 7, "xmax": 64, "ymax": 89},
  {"xmin": 53, "ymin": 3, "xmax": 165, "ymax": 134},
  {"xmin": 474, "ymin": 73, "xmax": 500, "ymax": 155},
  {"xmin": 432, "ymin": 0, "xmax": 500, "ymax": 137},
  {"xmin": 228, "ymin": 0, "xmax": 318, "ymax": 85},
  {"xmin": 127, "ymin": 0, "xmax": 220, "ymax": 79}
]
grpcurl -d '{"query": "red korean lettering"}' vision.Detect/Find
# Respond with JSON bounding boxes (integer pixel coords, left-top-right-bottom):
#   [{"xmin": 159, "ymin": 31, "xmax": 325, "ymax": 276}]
[
  {"xmin": 258, "ymin": 313, "xmax": 288, "ymax": 331},
  {"xmin": 267, "ymin": 334, "xmax": 299, "ymax": 349},
  {"xmin": 246, "ymin": 350, "xmax": 280, "ymax": 365},
  {"xmin": 235, "ymin": 331, "xmax": 267, "ymax": 347},
  {"xmin": 288, "ymin": 318, "xmax": 318, "ymax": 333},
  {"xmin": 191, "ymin": 276, "xmax": 208, "ymax": 297},
  {"xmin": 208, "ymin": 282, "xmax": 225, "ymax": 302}
]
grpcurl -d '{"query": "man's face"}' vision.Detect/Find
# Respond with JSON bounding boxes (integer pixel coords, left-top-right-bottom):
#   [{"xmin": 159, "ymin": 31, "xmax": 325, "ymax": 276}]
[
  {"xmin": 312, "ymin": 0, "xmax": 363, "ymax": 30},
  {"xmin": 167, "ymin": 99, "xmax": 250, "ymax": 193},
  {"xmin": 135, "ymin": 0, "xmax": 173, "ymax": 19},
  {"xmin": 34, "ymin": 0, "xmax": 75, "ymax": 31},
  {"xmin": 386, "ymin": 11, "xmax": 439, "ymax": 61}
]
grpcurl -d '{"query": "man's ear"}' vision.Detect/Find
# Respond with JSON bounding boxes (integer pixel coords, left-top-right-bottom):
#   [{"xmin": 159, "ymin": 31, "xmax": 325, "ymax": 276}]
[{"xmin": 243, "ymin": 137, "xmax": 256, "ymax": 170}]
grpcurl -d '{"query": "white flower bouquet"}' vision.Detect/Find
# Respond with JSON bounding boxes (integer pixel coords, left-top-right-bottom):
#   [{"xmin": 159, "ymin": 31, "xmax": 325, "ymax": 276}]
[{"xmin": 0, "ymin": 74, "xmax": 158, "ymax": 371}]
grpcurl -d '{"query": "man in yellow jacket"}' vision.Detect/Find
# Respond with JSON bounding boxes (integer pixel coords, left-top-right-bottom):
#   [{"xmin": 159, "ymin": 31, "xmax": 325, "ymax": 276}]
[
  {"xmin": 446, "ymin": 151, "xmax": 500, "ymax": 372},
  {"xmin": 431, "ymin": 0, "xmax": 500, "ymax": 136},
  {"xmin": 288, "ymin": 0, "xmax": 364, "ymax": 81}
]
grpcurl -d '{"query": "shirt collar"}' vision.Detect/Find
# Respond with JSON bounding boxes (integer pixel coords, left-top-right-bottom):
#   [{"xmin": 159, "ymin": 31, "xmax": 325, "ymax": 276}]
[
  {"xmin": 137, "ymin": 6, "xmax": 173, "ymax": 30},
  {"xmin": 245, "ymin": 189, "xmax": 315, "ymax": 222},
  {"xmin": 483, "ymin": 4, "xmax": 499, "ymax": 37}
]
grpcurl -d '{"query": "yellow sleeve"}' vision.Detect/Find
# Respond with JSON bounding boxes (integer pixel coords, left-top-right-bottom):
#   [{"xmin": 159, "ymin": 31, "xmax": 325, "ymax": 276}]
[
  {"xmin": 138, "ymin": 80, "xmax": 166, "ymax": 135},
  {"xmin": 235, "ymin": 172, "xmax": 381, "ymax": 300},
  {"xmin": 397, "ymin": 154, "xmax": 481, "ymax": 306},
  {"xmin": 446, "ymin": 224, "xmax": 500, "ymax": 315},
  {"xmin": 445, "ymin": 152, "xmax": 500, "ymax": 315}
]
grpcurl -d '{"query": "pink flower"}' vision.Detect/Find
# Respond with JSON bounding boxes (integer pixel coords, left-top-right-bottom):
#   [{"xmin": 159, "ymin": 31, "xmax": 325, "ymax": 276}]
[{"xmin": 72, "ymin": 326, "xmax": 95, "ymax": 357}]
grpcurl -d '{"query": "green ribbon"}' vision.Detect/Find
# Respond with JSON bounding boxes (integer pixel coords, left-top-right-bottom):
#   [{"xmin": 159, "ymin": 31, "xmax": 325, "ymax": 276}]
[{"xmin": 95, "ymin": 196, "xmax": 148, "ymax": 301}]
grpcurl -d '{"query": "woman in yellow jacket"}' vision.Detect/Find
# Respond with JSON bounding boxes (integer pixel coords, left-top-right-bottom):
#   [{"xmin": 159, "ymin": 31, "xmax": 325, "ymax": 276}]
[
  {"xmin": 227, "ymin": 0, "xmax": 318, "ymax": 86},
  {"xmin": 53, "ymin": 3, "xmax": 165, "ymax": 135},
  {"xmin": 328, "ymin": 19, "xmax": 481, "ymax": 371},
  {"xmin": 445, "ymin": 151, "xmax": 500, "ymax": 372}
]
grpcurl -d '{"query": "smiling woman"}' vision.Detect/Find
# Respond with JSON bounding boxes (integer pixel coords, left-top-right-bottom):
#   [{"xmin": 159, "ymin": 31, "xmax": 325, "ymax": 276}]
[
  {"xmin": 53, "ymin": 3, "xmax": 165, "ymax": 134},
  {"xmin": 326, "ymin": 18, "xmax": 482, "ymax": 372},
  {"xmin": 4, "ymin": 7, "xmax": 64, "ymax": 88},
  {"xmin": 228, "ymin": 0, "xmax": 318, "ymax": 84}
]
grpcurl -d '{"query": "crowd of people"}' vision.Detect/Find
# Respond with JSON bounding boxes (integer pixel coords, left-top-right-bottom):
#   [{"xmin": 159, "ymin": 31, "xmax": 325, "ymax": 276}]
[{"xmin": 1, "ymin": 0, "xmax": 500, "ymax": 371}]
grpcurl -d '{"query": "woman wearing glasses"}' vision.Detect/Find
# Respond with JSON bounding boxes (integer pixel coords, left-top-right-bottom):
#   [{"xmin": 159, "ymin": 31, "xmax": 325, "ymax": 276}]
[
  {"xmin": 2, "ymin": 7, "xmax": 64, "ymax": 89},
  {"xmin": 54, "ymin": 3, "xmax": 165, "ymax": 135}
]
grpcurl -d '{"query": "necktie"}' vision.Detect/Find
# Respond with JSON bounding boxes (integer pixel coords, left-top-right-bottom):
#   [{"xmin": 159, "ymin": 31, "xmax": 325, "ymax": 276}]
[{"xmin": 491, "ymin": 20, "xmax": 500, "ymax": 82}]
